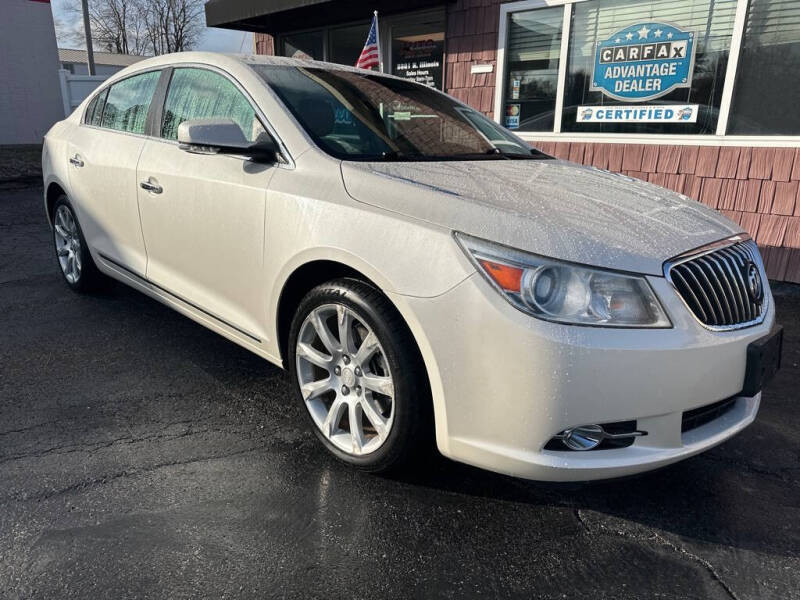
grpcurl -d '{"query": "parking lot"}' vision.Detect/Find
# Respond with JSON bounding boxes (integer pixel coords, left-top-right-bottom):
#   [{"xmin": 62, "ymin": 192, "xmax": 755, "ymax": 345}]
[{"xmin": 0, "ymin": 184, "xmax": 798, "ymax": 600}]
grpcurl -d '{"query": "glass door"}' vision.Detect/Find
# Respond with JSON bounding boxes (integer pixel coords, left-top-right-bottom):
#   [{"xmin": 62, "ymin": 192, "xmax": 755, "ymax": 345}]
[
  {"xmin": 388, "ymin": 10, "xmax": 446, "ymax": 89},
  {"xmin": 502, "ymin": 6, "xmax": 564, "ymax": 131}
]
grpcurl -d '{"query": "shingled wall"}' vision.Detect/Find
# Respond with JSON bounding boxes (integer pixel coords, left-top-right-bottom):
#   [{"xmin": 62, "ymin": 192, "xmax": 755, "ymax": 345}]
[
  {"xmin": 445, "ymin": 0, "xmax": 502, "ymax": 116},
  {"xmin": 254, "ymin": 33, "xmax": 275, "ymax": 56}
]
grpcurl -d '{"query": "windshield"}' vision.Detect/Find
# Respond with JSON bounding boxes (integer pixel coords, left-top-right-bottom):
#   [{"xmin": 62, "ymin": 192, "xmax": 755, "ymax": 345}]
[{"xmin": 254, "ymin": 65, "xmax": 550, "ymax": 161}]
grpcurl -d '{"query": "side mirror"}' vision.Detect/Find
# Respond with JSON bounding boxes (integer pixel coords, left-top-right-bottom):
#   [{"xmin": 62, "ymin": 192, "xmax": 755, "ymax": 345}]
[{"xmin": 177, "ymin": 118, "xmax": 279, "ymax": 163}]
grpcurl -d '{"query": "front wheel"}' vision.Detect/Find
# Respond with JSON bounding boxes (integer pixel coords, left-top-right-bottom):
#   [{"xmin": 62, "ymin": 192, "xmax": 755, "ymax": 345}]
[
  {"xmin": 51, "ymin": 196, "xmax": 106, "ymax": 292},
  {"xmin": 288, "ymin": 278, "xmax": 431, "ymax": 472}
]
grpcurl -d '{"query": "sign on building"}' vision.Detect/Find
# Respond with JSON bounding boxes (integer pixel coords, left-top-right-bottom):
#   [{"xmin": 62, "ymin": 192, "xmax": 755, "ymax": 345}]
[
  {"xmin": 590, "ymin": 22, "xmax": 696, "ymax": 102},
  {"xmin": 392, "ymin": 38, "xmax": 444, "ymax": 89}
]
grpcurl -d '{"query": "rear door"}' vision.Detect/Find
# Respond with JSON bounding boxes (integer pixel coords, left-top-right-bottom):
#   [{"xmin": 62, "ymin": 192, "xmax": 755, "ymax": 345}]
[
  {"xmin": 136, "ymin": 66, "xmax": 277, "ymax": 341},
  {"xmin": 66, "ymin": 70, "xmax": 162, "ymax": 275}
]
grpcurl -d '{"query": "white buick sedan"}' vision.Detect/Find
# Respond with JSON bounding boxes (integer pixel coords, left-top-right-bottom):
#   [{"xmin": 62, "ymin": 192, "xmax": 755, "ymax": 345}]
[{"xmin": 42, "ymin": 53, "xmax": 782, "ymax": 481}]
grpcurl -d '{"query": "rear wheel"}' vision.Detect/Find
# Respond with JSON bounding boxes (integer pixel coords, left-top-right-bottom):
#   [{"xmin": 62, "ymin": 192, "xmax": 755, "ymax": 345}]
[
  {"xmin": 288, "ymin": 278, "xmax": 430, "ymax": 472},
  {"xmin": 52, "ymin": 196, "xmax": 106, "ymax": 292}
]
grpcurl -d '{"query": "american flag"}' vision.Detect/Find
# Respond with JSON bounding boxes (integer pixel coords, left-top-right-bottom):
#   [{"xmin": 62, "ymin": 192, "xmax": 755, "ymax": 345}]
[{"xmin": 356, "ymin": 13, "xmax": 381, "ymax": 70}]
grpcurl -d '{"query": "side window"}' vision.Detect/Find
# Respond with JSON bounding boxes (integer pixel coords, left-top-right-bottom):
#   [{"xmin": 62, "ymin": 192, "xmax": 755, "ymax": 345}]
[
  {"xmin": 87, "ymin": 89, "xmax": 108, "ymax": 126},
  {"xmin": 161, "ymin": 68, "xmax": 265, "ymax": 142},
  {"xmin": 84, "ymin": 94, "xmax": 99, "ymax": 124},
  {"xmin": 101, "ymin": 71, "xmax": 160, "ymax": 134}
]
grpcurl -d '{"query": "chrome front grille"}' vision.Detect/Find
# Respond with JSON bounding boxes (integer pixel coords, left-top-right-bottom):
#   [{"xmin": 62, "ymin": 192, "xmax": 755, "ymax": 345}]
[{"xmin": 665, "ymin": 237, "xmax": 767, "ymax": 330}]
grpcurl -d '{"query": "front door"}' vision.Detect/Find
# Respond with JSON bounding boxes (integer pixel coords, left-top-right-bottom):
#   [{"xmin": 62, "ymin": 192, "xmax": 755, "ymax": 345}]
[{"xmin": 136, "ymin": 67, "xmax": 277, "ymax": 341}]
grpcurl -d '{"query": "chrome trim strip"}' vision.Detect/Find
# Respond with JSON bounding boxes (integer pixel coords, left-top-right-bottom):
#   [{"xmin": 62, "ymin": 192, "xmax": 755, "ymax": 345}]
[
  {"xmin": 97, "ymin": 252, "xmax": 262, "ymax": 343},
  {"xmin": 720, "ymin": 246, "xmax": 753, "ymax": 321},
  {"xmin": 671, "ymin": 268, "xmax": 707, "ymax": 322},
  {"xmin": 688, "ymin": 260, "xmax": 723, "ymax": 324},
  {"xmin": 663, "ymin": 235, "xmax": 768, "ymax": 332},
  {"xmin": 699, "ymin": 256, "xmax": 733, "ymax": 323},
  {"xmin": 552, "ymin": 430, "xmax": 647, "ymax": 441},
  {"xmin": 710, "ymin": 253, "xmax": 742, "ymax": 322}
]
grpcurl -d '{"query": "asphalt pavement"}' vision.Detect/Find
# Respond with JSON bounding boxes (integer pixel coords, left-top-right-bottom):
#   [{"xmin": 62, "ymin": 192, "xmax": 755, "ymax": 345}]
[{"xmin": 1, "ymin": 185, "xmax": 798, "ymax": 600}]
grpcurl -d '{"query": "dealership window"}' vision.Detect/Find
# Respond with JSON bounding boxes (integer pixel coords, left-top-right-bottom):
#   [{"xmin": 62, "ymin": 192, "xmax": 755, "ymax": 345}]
[
  {"xmin": 277, "ymin": 9, "xmax": 446, "ymax": 82},
  {"xmin": 502, "ymin": 7, "xmax": 564, "ymax": 131},
  {"xmin": 391, "ymin": 17, "xmax": 446, "ymax": 89},
  {"xmin": 329, "ymin": 23, "xmax": 372, "ymax": 65},
  {"xmin": 281, "ymin": 30, "xmax": 325, "ymax": 60},
  {"xmin": 279, "ymin": 22, "xmax": 372, "ymax": 66},
  {"xmin": 562, "ymin": 0, "xmax": 736, "ymax": 134},
  {"xmin": 728, "ymin": 0, "xmax": 800, "ymax": 135},
  {"xmin": 497, "ymin": 0, "xmax": 800, "ymax": 139}
]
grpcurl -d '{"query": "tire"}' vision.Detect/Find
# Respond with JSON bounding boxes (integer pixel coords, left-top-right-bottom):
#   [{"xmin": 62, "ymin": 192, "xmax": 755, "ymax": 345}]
[
  {"xmin": 288, "ymin": 278, "xmax": 432, "ymax": 473},
  {"xmin": 51, "ymin": 195, "xmax": 106, "ymax": 293}
]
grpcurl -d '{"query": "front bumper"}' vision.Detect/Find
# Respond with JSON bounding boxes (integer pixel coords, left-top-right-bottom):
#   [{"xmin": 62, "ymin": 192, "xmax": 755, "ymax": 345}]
[{"xmin": 396, "ymin": 272, "xmax": 775, "ymax": 482}]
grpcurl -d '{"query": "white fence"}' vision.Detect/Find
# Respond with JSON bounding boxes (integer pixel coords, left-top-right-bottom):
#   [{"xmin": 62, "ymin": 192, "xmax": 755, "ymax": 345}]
[{"xmin": 58, "ymin": 69, "xmax": 108, "ymax": 117}]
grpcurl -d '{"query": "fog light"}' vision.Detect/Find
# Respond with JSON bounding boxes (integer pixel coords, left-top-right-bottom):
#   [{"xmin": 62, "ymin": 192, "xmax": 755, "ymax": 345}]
[
  {"xmin": 548, "ymin": 422, "xmax": 647, "ymax": 451},
  {"xmin": 561, "ymin": 425, "xmax": 605, "ymax": 451}
]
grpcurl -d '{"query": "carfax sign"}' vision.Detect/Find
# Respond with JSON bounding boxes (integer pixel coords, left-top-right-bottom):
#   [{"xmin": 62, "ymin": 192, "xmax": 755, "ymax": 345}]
[{"xmin": 590, "ymin": 22, "xmax": 696, "ymax": 101}]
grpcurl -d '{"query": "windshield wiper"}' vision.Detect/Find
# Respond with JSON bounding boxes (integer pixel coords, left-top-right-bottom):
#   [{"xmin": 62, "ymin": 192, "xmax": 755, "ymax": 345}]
[
  {"xmin": 485, "ymin": 148, "xmax": 510, "ymax": 159},
  {"xmin": 486, "ymin": 147, "xmax": 553, "ymax": 160},
  {"xmin": 375, "ymin": 149, "xmax": 550, "ymax": 162},
  {"xmin": 529, "ymin": 147, "xmax": 552, "ymax": 159},
  {"xmin": 379, "ymin": 150, "xmax": 427, "ymax": 161}
]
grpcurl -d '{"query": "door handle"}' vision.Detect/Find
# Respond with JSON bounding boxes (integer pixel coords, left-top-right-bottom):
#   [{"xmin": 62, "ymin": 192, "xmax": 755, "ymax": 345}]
[
  {"xmin": 140, "ymin": 180, "xmax": 163, "ymax": 194},
  {"xmin": 69, "ymin": 155, "xmax": 84, "ymax": 168}
]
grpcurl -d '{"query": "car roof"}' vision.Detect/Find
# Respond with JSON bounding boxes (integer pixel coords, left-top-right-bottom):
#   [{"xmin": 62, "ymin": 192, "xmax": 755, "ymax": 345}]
[
  {"xmin": 235, "ymin": 53, "xmax": 372, "ymax": 73},
  {"xmin": 113, "ymin": 51, "xmax": 403, "ymax": 82}
]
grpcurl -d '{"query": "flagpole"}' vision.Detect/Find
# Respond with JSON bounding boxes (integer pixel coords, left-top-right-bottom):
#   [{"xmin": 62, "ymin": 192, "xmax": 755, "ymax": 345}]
[{"xmin": 373, "ymin": 10, "xmax": 384, "ymax": 73}]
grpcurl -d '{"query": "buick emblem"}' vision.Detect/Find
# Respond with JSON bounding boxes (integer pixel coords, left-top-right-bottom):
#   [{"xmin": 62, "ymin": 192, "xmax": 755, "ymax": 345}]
[{"xmin": 746, "ymin": 262, "xmax": 763, "ymax": 303}]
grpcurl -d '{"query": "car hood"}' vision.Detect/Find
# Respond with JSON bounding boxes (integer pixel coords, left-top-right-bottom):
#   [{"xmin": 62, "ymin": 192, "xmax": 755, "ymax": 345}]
[{"xmin": 340, "ymin": 159, "xmax": 742, "ymax": 276}]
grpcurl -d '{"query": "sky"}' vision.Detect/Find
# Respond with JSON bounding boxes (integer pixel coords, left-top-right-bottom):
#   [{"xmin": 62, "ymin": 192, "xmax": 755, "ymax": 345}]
[{"xmin": 49, "ymin": 0, "xmax": 254, "ymax": 54}]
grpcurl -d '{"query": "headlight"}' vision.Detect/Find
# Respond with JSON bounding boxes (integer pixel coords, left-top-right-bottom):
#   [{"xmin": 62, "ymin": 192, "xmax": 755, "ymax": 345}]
[{"xmin": 455, "ymin": 233, "xmax": 671, "ymax": 328}]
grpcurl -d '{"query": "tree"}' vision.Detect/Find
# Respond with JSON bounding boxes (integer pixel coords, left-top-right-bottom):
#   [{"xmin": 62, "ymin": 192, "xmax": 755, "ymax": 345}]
[
  {"xmin": 54, "ymin": 14, "xmax": 85, "ymax": 49},
  {"xmin": 67, "ymin": 0, "xmax": 146, "ymax": 54},
  {"xmin": 140, "ymin": 0, "xmax": 205, "ymax": 55},
  {"xmin": 67, "ymin": 0, "xmax": 204, "ymax": 56}
]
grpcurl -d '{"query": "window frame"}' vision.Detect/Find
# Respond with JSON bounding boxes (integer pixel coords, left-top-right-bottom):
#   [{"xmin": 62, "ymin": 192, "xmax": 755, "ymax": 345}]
[
  {"xmin": 77, "ymin": 63, "xmax": 294, "ymax": 167},
  {"xmin": 493, "ymin": 0, "xmax": 800, "ymax": 148}
]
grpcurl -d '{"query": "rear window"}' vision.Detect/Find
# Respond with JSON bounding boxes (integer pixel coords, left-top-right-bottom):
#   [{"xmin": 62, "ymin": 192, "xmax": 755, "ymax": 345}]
[
  {"xmin": 85, "ymin": 89, "xmax": 108, "ymax": 126},
  {"xmin": 101, "ymin": 71, "xmax": 160, "ymax": 134},
  {"xmin": 84, "ymin": 94, "xmax": 99, "ymax": 124}
]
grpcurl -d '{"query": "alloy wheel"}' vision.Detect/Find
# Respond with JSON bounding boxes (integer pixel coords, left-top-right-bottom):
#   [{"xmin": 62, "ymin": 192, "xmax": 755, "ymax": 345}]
[
  {"xmin": 54, "ymin": 205, "xmax": 82, "ymax": 284},
  {"xmin": 295, "ymin": 303, "xmax": 395, "ymax": 456}
]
